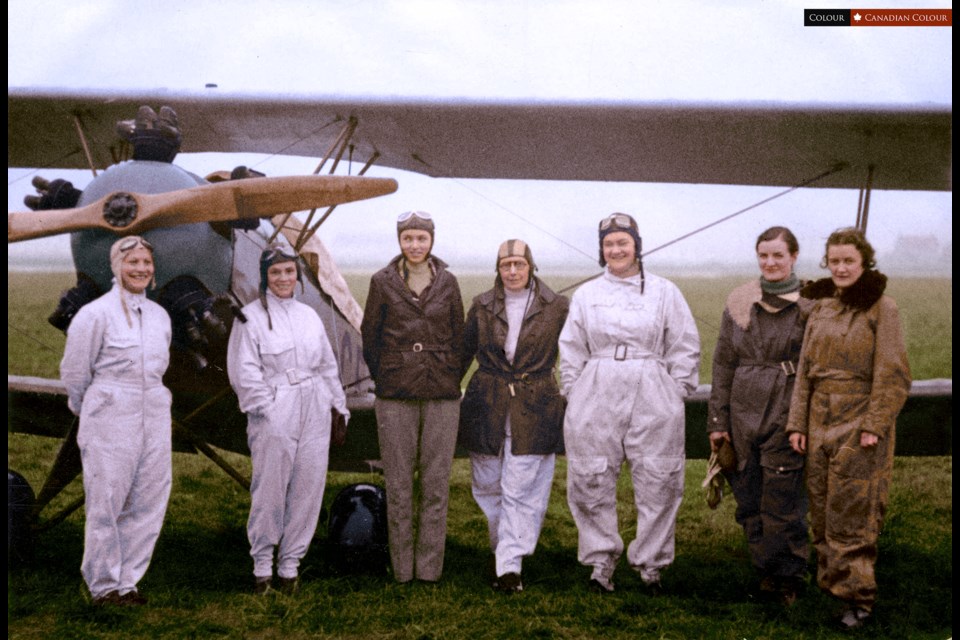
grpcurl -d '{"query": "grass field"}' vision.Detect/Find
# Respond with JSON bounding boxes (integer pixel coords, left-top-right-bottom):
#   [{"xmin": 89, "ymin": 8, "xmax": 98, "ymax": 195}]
[
  {"xmin": 6, "ymin": 271, "xmax": 954, "ymax": 638},
  {"xmin": 349, "ymin": 270, "xmax": 953, "ymax": 384},
  {"xmin": 7, "ymin": 435, "xmax": 953, "ymax": 639},
  {"xmin": 9, "ymin": 271, "xmax": 951, "ymax": 382}
]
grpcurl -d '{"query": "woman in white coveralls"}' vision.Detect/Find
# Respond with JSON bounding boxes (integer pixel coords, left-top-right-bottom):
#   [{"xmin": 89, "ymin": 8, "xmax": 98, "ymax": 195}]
[
  {"xmin": 559, "ymin": 213, "xmax": 700, "ymax": 594},
  {"xmin": 61, "ymin": 235, "xmax": 172, "ymax": 607},
  {"xmin": 227, "ymin": 243, "xmax": 349, "ymax": 594}
]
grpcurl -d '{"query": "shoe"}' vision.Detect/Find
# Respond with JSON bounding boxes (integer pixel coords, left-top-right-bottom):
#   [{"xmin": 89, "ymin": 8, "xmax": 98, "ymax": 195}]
[
  {"xmin": 779, "ymin": 577, "xmax": 804, "ymax": 607},
  {"xmin": 758, "ymin": 576, "xmax": 778, "ymax": 594},
  {"xmin": 92, "ymin": 590, "xmax": 123, "ymax": 606},
  {"xmin": 493, "ymin": 572, "xmax": 523, "ymax": 594},
  {"xmin": 642, "ymin": 578, "xmax": 663, "ymax": 597},
  {"xmin": 119, "ymin": 590, "xmax": 148, "ymax": 606},
  {"xmin": 254, "ymin": 576, "xmax": 272, "ymax": 595},
  {"xmin": 754, "ymin": 575, "xmax": 778, "ymax": 602},
  {"xmin": 276, "ymin": 576, "xmax": 299, "ymax": 595},
  {"xmin": 587, "ymin": 578, "xmax": 614, "ymax": 594},
  {"xmin": 837, "ymin": 606, "xmax": 871, "ymax": 630},
  {"xmin": 487, "ymin": 555, "xmax": 498, "ymax": 588}
]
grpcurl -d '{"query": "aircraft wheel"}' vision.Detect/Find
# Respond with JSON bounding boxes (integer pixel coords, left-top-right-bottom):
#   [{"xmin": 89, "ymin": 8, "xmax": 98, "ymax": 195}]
[{"xmin": 8, "ymin": 469, "xmax": 35, "ymax": 567}]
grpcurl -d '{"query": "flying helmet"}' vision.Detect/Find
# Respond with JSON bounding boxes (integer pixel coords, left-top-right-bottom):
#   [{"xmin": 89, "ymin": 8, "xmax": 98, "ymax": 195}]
[{"xmin": 327, "ymin": 483, "xmax": 389, "ymax": 575}]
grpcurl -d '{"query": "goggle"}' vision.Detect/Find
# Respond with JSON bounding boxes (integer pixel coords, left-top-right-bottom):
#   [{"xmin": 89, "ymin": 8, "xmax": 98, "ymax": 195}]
[
  {"xmin": 599, "ymin": 213, "xmax": 636, "ymax": 231},
  {"xmin": 118, "ymin": 237, "xmax": 153, "ymax": 252},
  {"xmin": 498, "ymin": 258, "xmax": 530, "ymax": 271},
  {"xmin": 397, "ymin": 211, "xmax": 433, "ymax": 222},
  {"xmin": 261, "ymin": 245, "xmax": 298, "ymax": 263}
]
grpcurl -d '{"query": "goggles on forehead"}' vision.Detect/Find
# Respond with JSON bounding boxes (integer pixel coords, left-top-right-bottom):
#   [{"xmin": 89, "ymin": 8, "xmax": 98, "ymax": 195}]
[
  {"xmin": 261, "ymin": 245, "xmax": 298, "ymax": 263},
  {"xmin": 118, "ymin": 237, "xmax": 154, "ymax": 252},
  {"xmin": 599, "ymin": 213, "xmax": 636, "ymax": 232},
  {"xmin": 397, "ymin": 211, "xmax": 433, "ymax": 222}
]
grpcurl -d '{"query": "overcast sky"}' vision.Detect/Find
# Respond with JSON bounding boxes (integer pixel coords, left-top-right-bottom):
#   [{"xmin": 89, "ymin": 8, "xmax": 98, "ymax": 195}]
[{"xmin": 7, "ymin": 0, "xmax": 952, "ymax": 275}]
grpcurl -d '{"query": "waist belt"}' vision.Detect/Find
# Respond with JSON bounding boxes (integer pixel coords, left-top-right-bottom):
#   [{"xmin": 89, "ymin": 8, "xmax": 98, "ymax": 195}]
[
  {"xmin": 478, "ymin": 367, "xmax": 554, "ymax": 382},
  {"xmin": 91, "ymin": 378, "xmax": 164, "ymax": 390},
  {"xmin": 384, "ymin": 343, "xmax": 450, "ymax": 353},
  {"xmin": 478, "ymin": 367, "xmax": 554, "ymax": 397},
  {"xmin": 812, "ymin": 378, "xmax": 872, "ymax": 394},
  {"xmin": 590, "ymin": 344, "xmax": 656, "ymax": 361},
  {"xmin": 740, "ymin": 359, "xmax": 798, "ymax": 376},
  {"xmin": 267, "ymin": 369, "xmax": 316, "ymax": 386}
]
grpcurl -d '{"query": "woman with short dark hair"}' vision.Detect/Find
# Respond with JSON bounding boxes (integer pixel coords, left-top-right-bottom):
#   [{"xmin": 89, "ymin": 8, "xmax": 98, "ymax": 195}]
[{"xmin": 707, "ymin": 225, "xmax": 811, "ymax": 606}]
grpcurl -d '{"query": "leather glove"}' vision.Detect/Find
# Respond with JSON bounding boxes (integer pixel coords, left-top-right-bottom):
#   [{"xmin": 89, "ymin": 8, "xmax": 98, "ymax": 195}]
[{"xmin": 331, "ymin": 409, "xmax": 348, "ymax": 447}]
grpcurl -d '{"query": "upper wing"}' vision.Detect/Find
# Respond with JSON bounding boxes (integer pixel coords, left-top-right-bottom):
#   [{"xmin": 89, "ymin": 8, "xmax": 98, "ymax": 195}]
[{"xmin": 8, "ymin": 87, "xmax": 952, "ymax": 191}]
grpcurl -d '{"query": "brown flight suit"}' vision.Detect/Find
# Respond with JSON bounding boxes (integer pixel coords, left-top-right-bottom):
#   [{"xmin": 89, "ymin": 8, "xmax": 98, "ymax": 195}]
[{"xmin": 787, "ymin": 270, "xmax": 911, "ymax": 610}]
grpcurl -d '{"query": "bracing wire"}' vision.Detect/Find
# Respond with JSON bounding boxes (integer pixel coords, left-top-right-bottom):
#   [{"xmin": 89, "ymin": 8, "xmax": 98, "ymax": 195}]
[{"xmin": 557, "ymin": 163, "xmax": 849, "ymax": 296}]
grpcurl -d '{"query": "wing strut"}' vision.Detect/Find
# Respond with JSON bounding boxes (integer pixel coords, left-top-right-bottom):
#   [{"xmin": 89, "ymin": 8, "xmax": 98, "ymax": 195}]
[
  {"xmin": 268, "ymin": 116, "xmax": 358, "ymax": 244},
  {"xmin": 30, "ymin": 420, "xmax": 84, "ymax": 531},
  {"xmin": 72, "ymin": 115, "xmax": 99, "ymax": 178},
  {"xmin": 294, "ymin": 117, "xmax": 359, "ymax": 247},
  {"xmin": 172, "ymin": 388, "xmax": 251, "ymax": 491},
  {"xmin": 295, "ymin": 151, "xmax": 382, "ymax": 252},
  {"xmin": 855, "ymin": 165, "xmax": 875, "ymax": 233}
]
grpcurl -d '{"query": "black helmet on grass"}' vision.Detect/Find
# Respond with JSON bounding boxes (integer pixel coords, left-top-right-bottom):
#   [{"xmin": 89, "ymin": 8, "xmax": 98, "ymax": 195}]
[{"xmin": 327, "ymin": 483, "xmax": 389, "ymax": 575}]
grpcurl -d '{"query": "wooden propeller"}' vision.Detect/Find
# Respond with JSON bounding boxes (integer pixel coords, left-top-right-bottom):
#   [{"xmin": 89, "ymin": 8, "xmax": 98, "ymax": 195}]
[{"xmin": 8, "ymin": 175, "xmax": 398, "ymax": 243}]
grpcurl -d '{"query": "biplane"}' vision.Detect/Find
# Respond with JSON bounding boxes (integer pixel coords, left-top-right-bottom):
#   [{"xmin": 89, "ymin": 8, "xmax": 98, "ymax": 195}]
[{"xmin": 7, "ymin": 89, "xmax": 953, "ymax": 543}]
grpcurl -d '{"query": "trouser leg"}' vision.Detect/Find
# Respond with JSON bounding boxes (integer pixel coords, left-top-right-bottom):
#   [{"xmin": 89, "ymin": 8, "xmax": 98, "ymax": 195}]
[
  {"xmin": 414, "ymin": 399, "xmax": 460, "ymax": 581},
  {"xmin": 566, "ymin": 454, "xmax": 623, "ymax": 584},
  {"xmin": 471, "ymin": 452, "xmax": 504, "ymax": 550},
  {"xmin": 758, "ymin": 465, "xmax": 809, "ymax": 579},
  {"xmin": 820, "ymin": 440, "xmax": 888, "ymax": 610},
  {"xmin": 625, "ymin": 454, "xmax": 684, "ymax": 583},
  {"xmin": 496, "ymin": 444, "xmax": 555, "ymax": 576},
  {"xmin": 80, "ymin": 441, "xmax": 138, "ymax": 598},
  {"xmin": 375, "ymin": 399, "xmax": 420, "ymax": 583},
  {"xmin": 725, "ymin": 450, "xmax": 764, "ymax": 573},
  {"xmin": 806, "ymin": 435, "xmax": 829, "ymax": 589},
  {"xmin": 277, "ymin": 414, "xmax": 330, "ymax": 579},
  {"xmin": 116, "ymin": 431, "xmax": 172, "ymax": 594},
  {"xmin": 247, "ymin": 425, "xmax": 295, "ymax": 578}
]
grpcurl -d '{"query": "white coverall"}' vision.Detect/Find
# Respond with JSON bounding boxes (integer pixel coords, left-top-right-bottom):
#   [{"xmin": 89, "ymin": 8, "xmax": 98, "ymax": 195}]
[
  {"xmin": 60, "ymin": 284, "xmax": 173, "ymax": 599},
  {"xmin": 559, "ymin": 270, "xmax": 700, "ymax": 587},
  {"xmin": 227, "ymin": 290, "xmax": 349, "ymax": 580}
]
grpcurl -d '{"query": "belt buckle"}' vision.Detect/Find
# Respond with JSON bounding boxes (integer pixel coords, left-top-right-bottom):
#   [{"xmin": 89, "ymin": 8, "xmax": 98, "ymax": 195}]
[
  {"xmin": 614, "ymin": 344, "xmax": 628, "ymax": 361},
  {"xmin": 286, "ymin": 368, "xmax": 300, "ymax": 385},
  {"xmin": 780, "ymin": 361, "xmax": 797, "ymax": 376},
  {"xmin": 412, "ymin": 342, "xmax": 424, "ymax": 353}
]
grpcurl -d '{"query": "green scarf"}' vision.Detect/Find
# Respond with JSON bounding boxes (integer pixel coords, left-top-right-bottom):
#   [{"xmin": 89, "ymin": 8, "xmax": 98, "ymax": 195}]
[{"xmin": 760, "ymin": 273, "xmax": 801, "ymax": 295}]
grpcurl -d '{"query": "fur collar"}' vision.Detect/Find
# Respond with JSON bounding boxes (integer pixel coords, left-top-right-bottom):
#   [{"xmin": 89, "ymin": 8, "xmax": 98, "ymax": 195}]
[
  {"xmin": 726, "ymin": 279, "xmax": 804, "ymax": 330},
  {"xmin": 801, "ymin": 269, "xmax": 887, "ymax": 310}
]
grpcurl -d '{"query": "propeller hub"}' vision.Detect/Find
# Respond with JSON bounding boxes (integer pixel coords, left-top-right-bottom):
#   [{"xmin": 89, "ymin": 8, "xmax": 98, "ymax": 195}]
[{"xmin": 102, "ymin": 192, "xmax": 138, "ymax": 228}]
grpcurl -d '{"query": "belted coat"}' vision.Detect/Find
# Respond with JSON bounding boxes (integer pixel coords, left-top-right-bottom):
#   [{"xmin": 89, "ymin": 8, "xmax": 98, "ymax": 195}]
[
  {"xmin": 361, "ymin": 255, "xmax": 465, "ymax": 400},
  {"xmin": 459, "ymin": 278, "xmax": 569, "ymax": 456},
  {"xmin": 708, "ymin": 279, "xmax": 814, "ymax": 472}
]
